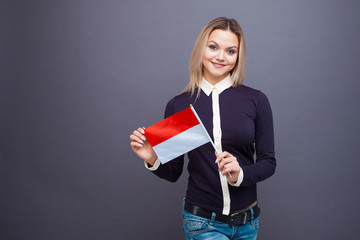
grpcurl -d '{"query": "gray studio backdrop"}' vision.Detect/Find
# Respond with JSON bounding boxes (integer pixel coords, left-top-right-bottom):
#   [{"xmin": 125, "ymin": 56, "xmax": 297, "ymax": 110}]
[{"xmin": 1, "ymin": 0, "xmax": 360, "ymax": 239}]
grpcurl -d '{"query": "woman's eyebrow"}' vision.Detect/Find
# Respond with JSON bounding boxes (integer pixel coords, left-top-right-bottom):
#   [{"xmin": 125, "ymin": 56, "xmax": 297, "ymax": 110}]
[
  {"xmin": 208, "ymin": 40, "xmax": 218, "ymax": 45},
  {"xmin": 208, "ymin": 40, "xmax": 238, "ymax": 49}
]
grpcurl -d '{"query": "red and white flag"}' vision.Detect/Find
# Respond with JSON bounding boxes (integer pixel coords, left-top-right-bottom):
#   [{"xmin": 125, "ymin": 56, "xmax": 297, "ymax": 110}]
[{"xmin": 144, "ymin": 106, "xmax": 212, "ymax": 164}]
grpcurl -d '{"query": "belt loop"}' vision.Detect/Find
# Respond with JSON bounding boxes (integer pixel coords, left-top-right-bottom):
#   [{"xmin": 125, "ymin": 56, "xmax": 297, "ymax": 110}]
[{"xmin": 210, "ymin": 212, "xmax": 216, "ymax": 222}]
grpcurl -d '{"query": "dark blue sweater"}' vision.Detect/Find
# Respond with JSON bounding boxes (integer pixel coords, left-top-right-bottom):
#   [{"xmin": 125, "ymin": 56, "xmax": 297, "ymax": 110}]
[{"xmin": 152, "ymin": 85, "xmax": 276, "ymax": 213}]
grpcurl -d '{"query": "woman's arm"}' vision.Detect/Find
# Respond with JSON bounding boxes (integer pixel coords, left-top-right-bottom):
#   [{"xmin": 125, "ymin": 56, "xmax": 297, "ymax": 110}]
[
  {"xmin": 130, "ymin": 98, "xmax": 185, "ymax": 182},
  {"xmin": 240, "ymin": 91, "xmax": 276, "ymax": 186}
]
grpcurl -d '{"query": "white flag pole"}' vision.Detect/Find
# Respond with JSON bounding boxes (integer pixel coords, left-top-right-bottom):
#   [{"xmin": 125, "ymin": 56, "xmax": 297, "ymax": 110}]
[{"xmin": 190, "ymin": 105, "xmax": 232, "ymax": 178}]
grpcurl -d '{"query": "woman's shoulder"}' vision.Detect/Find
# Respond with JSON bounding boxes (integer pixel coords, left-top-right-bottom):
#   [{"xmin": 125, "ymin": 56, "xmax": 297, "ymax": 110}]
[
  {"xmin": 233, "ymin": 85, "xmax": 272, "ymax": 111},
  {"xmin": 165, "ymin": 92, "xmax": 195, "ymax": 117},
  {"xmin": 233, "ymin": 84, "xmax": 267, "ymax": 99},
  {"xmin": 167, "ymin": 92, "xmax": 193, "ymax": 106}
]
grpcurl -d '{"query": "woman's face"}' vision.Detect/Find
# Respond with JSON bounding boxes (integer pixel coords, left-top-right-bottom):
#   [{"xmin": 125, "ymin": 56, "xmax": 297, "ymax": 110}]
[{"xmin": 202, "ymin": 29, "xmax": 239, "ymax": 85}]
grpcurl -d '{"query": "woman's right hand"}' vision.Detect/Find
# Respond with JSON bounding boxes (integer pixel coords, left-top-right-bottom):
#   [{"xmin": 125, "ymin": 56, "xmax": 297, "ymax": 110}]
[{"xmin": 130, "ymin": 127, "xmax": 158, "ymax": 166}]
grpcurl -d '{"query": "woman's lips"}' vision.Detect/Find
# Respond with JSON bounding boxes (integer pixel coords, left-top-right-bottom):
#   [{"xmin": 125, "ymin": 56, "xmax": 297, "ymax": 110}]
[{"xmin": 212, "ymin": 62, "xmax": 225, "ymax": 68}]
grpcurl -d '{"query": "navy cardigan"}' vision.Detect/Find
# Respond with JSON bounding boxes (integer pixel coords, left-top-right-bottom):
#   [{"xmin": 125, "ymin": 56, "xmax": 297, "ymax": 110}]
[{"xmin": 150, "ymin": 85, "xmax": 276, "ymax": 213}]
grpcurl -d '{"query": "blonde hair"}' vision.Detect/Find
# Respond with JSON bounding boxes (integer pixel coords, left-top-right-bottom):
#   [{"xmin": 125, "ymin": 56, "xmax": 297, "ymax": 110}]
[{"xmin": 183, "ymin": 17, "xmax": 246, "ymax": 95}]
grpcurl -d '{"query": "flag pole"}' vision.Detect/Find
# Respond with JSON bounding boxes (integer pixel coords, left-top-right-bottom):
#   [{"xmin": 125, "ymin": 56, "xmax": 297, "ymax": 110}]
[{"xmin": 190, "ymin": 105, "xmax": 232, "ymax": 178}]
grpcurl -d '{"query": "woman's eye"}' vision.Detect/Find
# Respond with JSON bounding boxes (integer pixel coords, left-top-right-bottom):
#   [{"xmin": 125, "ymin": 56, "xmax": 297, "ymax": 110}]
[
  {"xmin": 227, "ymin": 49, "xmax": 236, "ymax": 55},
  {"xmin": 209, "ymin": 45, "xmax": 217, "ymax": 50}
]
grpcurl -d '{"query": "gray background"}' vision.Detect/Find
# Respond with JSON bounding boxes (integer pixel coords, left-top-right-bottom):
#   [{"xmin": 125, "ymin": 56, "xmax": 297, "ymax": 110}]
[{"xmin": 1, "ymin": 0, "xmax": 360, "ymax": 239}]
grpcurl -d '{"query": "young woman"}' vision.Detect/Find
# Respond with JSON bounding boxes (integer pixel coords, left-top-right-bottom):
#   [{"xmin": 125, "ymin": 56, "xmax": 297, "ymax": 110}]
[{"xmin": 130, "ymin": 17, "xmax": 276, "ymax": 240}]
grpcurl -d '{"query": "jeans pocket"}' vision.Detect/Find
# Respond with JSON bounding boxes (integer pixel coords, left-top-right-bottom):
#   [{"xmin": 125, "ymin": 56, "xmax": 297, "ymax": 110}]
[{"xmin": 183, "ymin": 211, "xmax": 211, "ymax": 235}]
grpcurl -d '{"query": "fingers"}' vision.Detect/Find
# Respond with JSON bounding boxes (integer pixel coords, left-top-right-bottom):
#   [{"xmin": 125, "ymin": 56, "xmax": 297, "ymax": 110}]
[
  {"xmin": 222, "ymin": 161, "xmax": 239, "ymax": 175},
  {"xmin": 130, "ymin": 127, "xmax": 147, "ymax": 148},
  {"xmin": 215, "ymin": 151, "xmax": 232, "ymax": 168},
  {"xmin": 215, "ymin": 151, "xmax": 240, "ymax": 175}
]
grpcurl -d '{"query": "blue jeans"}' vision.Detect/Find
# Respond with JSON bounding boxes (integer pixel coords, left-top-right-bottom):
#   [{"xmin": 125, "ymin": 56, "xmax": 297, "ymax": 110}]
[{"xmin": 182, "ymin": 206, "xmax": 259, "ymax": 240}]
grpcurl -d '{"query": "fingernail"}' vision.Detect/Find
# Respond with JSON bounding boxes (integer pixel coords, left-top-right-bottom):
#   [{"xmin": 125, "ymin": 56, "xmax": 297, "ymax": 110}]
[
  {"xmin": 139, "ymin": 139, "xmax": 144, "ymax": 144},
  {"xmin": 137, "ymin": 143, "xmax": 143, "ymax": 147},
  {"xmin": 215, "ymin": 158, "xmax": 219, "ymax": 164},
  {"xmin": 140, "ymin": 128, "xmax": 145, "ymax": 134},
  {"xmin": 142, "ymin": 136, "xmax": 146, "ymax": 141}
]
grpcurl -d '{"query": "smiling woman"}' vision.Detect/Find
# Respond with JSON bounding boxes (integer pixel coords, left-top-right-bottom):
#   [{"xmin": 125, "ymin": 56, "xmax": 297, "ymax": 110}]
[
  {"xmin": 202, "ymin": 29, "xmax": 239, "ymax": 85},
  {"xmin": 130, "ymin": 17, "xmax": 276, "ymax": 240},
  {"xmin": 184, "ymin": 17, "xmax": 246, "ymax": 96}
]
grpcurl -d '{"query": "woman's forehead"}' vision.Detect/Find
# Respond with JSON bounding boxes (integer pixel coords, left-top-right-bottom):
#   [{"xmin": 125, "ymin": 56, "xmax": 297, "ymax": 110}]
[{"xmin": 208, "ymin": 29, "xmax": 239, "ymax": 47}]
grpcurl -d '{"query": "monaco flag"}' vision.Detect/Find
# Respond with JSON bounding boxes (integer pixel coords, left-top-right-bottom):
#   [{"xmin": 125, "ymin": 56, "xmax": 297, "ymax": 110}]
[{"xmin": 144, "ymin": 105, "xmax": 212, "ymax": 164}]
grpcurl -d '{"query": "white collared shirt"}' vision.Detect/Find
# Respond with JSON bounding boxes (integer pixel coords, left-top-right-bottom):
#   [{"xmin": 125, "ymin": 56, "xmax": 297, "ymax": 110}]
[{"xmin": 200, "ymin": 74, "xmax": 244, "ymax": 215}]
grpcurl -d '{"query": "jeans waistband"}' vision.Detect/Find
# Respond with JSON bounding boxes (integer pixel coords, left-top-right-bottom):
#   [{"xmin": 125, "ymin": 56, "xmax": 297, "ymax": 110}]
[{"xmin": 183, "ymin": 199, "xmax": 260, "ymax": 226}]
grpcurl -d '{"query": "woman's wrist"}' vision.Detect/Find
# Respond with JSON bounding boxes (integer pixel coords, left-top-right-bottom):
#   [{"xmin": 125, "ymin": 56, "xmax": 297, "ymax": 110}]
[{"xmin": 146, "ymin": 155, "xmax": 158, "ymax": 167}]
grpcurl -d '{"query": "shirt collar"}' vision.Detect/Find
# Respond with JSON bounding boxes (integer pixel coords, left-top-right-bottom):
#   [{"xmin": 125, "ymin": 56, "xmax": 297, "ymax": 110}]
[{"xmin": 200, "ymin": 74, "xmax": 232, "ymax": 96}]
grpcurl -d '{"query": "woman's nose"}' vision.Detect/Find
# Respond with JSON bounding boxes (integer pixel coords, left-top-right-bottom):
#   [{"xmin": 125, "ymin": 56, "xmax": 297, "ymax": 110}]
[{"xmin": 216, "ymin": 50, "xmax": 225, "ymax": 61}]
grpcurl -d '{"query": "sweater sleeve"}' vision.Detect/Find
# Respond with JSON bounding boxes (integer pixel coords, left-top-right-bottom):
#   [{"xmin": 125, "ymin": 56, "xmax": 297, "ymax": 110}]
[
  {"xmin": 240, "ymin": 91, "xmax": 276, "ymax": 186},
  {"xmin": 147, "ymin": 99, "xmax": 185, "ymax": 183}
]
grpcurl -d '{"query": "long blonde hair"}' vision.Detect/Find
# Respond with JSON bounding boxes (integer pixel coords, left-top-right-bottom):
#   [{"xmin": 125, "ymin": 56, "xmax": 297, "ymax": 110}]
[{"xmin": 183, "ymin": 17, "xmax": 246, "ymax": 95}]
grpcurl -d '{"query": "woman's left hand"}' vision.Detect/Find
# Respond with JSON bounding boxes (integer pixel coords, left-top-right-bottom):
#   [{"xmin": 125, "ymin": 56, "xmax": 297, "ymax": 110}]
[{"xmin": 215, "ymin": 151, "xmax": 241, "ymax": 184}]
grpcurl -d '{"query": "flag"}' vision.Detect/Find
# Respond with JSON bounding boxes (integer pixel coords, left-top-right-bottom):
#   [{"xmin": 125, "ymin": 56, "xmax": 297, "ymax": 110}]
[{"xmin": 144, "ymin": 106, "xmax": 211, "ymax": 164}]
